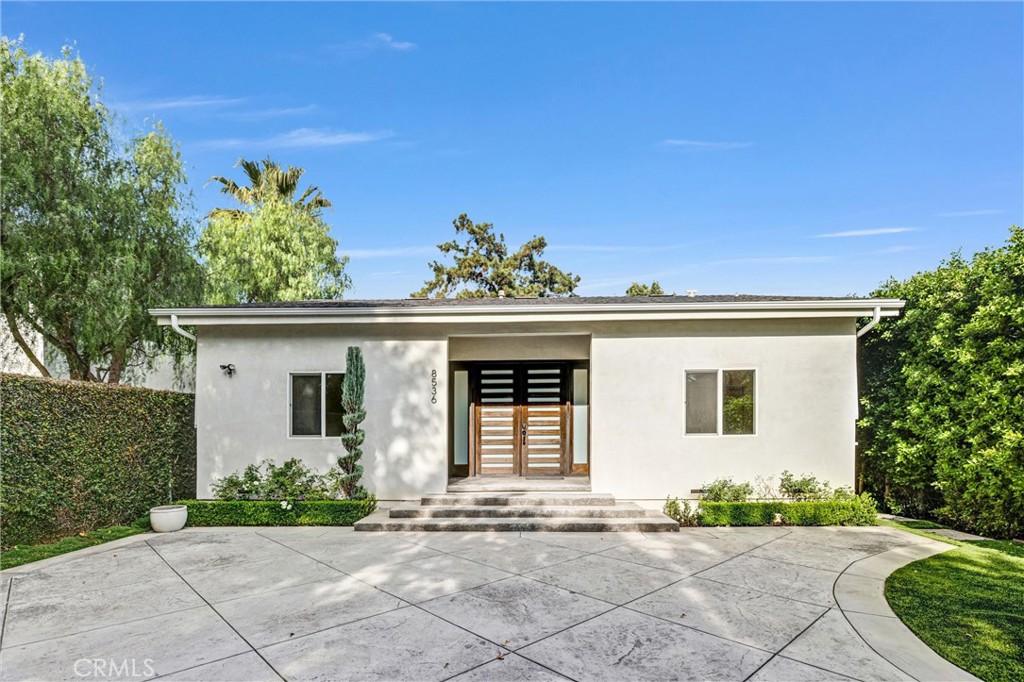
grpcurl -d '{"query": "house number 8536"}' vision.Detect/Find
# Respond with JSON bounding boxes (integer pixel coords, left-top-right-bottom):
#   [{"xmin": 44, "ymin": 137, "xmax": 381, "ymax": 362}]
[{"xmin": 430, "ymin": 369, "xmax": 438, "ymax": 404}]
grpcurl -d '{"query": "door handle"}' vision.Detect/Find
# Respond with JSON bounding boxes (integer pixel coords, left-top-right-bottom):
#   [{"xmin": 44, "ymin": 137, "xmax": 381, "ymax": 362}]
[{"xmin": 521, "ymin": 427, "xmax": 527, "ymax": 446}]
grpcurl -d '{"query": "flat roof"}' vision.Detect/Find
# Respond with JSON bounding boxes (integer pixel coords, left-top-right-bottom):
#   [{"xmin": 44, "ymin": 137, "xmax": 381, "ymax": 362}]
[
  {"xmin": 152, "ymin": 294, "xmax": 904, "ymax": 327},
  {"xmin": 160, "ymin": 294, "xmax": 866, "ymax": 310}
]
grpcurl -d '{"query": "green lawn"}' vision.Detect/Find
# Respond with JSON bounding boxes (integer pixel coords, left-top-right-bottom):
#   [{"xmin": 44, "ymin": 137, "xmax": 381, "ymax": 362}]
[
  {"xmin": 1, "ymin": 523, "xmax": 149, "ymax": 571},
  {"xmin": 883, "ymin": 521, "xmax": 1024, "ymax": 682}
]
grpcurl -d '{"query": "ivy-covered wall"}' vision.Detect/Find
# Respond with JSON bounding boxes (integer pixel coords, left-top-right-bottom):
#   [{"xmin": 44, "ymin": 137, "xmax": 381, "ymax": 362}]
[
  {"xmin": 0, "ymin": 374, "xmax": 197, "ymax": 547},
  {"xmin": 858, "ymin": 227, "xmax": 1023, "ymax": 539}
]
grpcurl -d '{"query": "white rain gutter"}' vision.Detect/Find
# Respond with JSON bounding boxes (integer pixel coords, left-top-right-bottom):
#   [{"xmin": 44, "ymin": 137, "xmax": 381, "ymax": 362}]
[
  {"xmin": 856, "ymin": 306, "xmax": 882, "ymax": 338},
  {"xmin": 169, "ymin": 314, "xmax": 196, "ymax": 342}
]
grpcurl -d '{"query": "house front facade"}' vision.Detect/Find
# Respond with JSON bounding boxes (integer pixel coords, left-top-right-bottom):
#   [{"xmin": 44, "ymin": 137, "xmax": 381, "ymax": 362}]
[{"xmin": 151, "ymin": 295, "xmax": 903, "ymax": 506}]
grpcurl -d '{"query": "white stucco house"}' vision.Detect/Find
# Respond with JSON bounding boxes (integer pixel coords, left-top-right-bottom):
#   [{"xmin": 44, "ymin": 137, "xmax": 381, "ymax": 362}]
[{"xmin": 151, "ymin": 294, "xmax": 903, "ymax": 506}]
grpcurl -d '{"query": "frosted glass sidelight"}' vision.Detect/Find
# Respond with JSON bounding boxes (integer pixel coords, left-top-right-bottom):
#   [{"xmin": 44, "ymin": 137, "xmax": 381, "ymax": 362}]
[
  {"xmin": 454, "ymin": 370, "xmax": 469, "ymax": 465},
  {"xmin": 573, "ymin": 368, "xmax": 589, "ymax": 464}
]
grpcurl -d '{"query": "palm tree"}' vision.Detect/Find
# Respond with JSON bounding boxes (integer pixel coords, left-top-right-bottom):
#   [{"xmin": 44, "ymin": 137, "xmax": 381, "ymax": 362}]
[{"xmin": 206, "ymin": 157, "xmax": 332, "ymax": 221}]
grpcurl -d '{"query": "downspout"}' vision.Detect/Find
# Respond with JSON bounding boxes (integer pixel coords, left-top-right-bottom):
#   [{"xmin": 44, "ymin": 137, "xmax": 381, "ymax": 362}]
[
  {"xmin": 169, "ymin": 314, "xmax": 196, "ymax": 342},
  {"xmin": 856, "ymin": 306, "xmax": 882, "ymax": 338}
]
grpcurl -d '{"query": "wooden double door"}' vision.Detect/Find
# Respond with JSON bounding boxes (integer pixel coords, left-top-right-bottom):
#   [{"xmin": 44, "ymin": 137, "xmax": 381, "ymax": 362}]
[{"xmin": 472, "ymin": 363, "xmax": 570, "ymax": 476}]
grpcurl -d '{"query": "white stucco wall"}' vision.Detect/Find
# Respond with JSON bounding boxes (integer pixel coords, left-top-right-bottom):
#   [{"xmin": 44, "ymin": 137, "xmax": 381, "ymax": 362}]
[
  {"xmin": 193, "ymin": 317, "xmax": 859, "ymax": 503},
  {"xmin": 195, "ymin": 325, "xmax": 448, "ymax": 500},
  {"xmin": 0, "ymin": 317, "xmax": 44, "ymax": 376},
  {"xmin": 589, "ymin": 318, "xmax": 858, "ymax": 504}
]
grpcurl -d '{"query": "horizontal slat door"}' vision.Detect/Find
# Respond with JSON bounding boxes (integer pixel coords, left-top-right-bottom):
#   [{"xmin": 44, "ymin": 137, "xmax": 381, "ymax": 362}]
[
  {"xmin": 476, "ymin": 367, "xmax": 516, "ymax": 475},
  {"xmin": 523, "ymin": 366, "xmax": 567, "ymax": 476}
]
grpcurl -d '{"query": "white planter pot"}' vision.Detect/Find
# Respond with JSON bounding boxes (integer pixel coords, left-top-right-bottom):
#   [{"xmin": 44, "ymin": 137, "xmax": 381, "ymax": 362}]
[{"xmin": 150, "ymin": 504, "xmax": 188, "ymax": 532}]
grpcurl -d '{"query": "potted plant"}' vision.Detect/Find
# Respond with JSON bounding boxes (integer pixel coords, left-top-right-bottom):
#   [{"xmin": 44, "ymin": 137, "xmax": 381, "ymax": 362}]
[{"xmin": 150, "ymin": 472, "xmax": 187, "ymax": 532}]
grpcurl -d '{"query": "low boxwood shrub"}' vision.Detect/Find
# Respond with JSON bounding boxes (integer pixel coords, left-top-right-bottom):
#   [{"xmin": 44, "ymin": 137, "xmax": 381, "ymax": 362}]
[
  {"xmin": 698, "ymin": 493, "xmax": 878, "ymax": 527},
  {"xmin": 182, "ymin": 499, "xmax": 377, "ymax": 527},
  {"xmin": 1, "ymin": 374, "xmax": 196, "ymax": 547}
]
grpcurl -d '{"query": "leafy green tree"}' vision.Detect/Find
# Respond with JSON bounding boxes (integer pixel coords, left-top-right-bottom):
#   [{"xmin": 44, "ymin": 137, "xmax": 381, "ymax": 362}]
[
  {"xmin": 199, "ymin": 200, "xmax": 350, "ymax": 304},
  {"xmin": 199, "ymin": 158, "xmax": 349, "ymax": 304},
  {"xmin": 626, "ymin": 281, "xmax": 665, "ymax": 296},
  {"xmin": 338, "ymin": 346, "xmax": 368, "ymax": 499},
  {"xmin": 412, "ymin": 214, "xmax": 580, "ymax": 298},
  {"xmin": 0, "ymin": 38, "xmax": 203, "ymax": 382},
  {"xmin": 858, "ymin": 226, "xmax": 1024, "ymax": 538}
]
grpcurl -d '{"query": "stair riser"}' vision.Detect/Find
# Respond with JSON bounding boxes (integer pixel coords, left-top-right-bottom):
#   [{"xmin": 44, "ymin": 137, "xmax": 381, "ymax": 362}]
[
  {"xmin": 391, "ymin": 507, "xmax": 646, "ymax": 519},
  {"xmin": 421, "ymin": 496, "xmax": 615, "ymax": 507},
  {"xmin": 356, "ymin": 521, "xmax": 679, "ymax": 532}
]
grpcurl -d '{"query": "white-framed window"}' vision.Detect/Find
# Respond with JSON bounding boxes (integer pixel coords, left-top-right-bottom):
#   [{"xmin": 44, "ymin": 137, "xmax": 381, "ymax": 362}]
[
  {"xmin": 289, "ymin": 372, "xmax": 345, "ymax": 437},
  {"xmin": 685, "ymin": 369, "xmax": 756, "ymax": 436}
]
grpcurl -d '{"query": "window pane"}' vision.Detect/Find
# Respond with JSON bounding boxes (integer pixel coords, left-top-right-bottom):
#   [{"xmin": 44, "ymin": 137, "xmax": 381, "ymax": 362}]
[
  {"xmin": 723, "ymin": 370, "xmax": 755, "ymax": 435},
  {"xmin": 325, "ymin": 373, "xmax": 345, "ymax": 437},
  {"xmin": 291, "ymin": 375, "xmax": 322, "ymax": 436},
  {"xmin": 686, "ymin": 372, "xmax": 717, "ymax": 434}
]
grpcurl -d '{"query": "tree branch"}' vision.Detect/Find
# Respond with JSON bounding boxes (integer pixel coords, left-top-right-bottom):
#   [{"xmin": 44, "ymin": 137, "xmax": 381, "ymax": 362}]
[{"xmin": 2, "ymin": 307, "xmax": 51, "ymax": 377}]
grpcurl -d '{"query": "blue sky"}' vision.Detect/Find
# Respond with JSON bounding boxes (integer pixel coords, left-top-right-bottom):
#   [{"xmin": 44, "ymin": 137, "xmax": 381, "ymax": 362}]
[{"xmin": 6, "ymin": 2, "xmax": 1023, "ymax": 298}]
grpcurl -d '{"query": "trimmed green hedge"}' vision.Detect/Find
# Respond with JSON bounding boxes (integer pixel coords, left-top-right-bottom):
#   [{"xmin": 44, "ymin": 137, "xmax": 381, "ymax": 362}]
[
  {"xmin": 858, "ymin": 228, "xmax": 1024, "ymax": 538},
  {"xmin": 183, "ymin": 499, "xmax": 377, "ymax": 527},
  {"xmin": 1, "ymin": 374, "xmax": 196, "ymax": 547},
  {"xmin": 698, "ymin": 495, "xmax": 878, "ymax": 527}
]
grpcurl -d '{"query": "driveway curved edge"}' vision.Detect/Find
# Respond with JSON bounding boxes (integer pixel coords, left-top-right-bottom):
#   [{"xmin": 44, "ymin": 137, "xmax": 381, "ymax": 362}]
[{"xmin": 834, "ymin": 538, "xmax": 980, "ymax": 682}]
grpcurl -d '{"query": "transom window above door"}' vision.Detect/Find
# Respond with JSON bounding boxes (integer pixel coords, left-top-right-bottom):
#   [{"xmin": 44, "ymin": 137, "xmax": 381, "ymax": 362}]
[{"xmin": 289, "ymin": 372, "xmax": 345, "ymax": 437}]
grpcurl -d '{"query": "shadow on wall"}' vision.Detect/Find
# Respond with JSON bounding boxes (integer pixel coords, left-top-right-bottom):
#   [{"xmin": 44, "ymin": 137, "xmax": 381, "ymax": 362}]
[
  {"xmin": 364, "ymin": 339, "xmax": 446, "ymax": 498},
  {"xmin": 198, "ymin": 330, "xmax": 447, "ymax": 500}
]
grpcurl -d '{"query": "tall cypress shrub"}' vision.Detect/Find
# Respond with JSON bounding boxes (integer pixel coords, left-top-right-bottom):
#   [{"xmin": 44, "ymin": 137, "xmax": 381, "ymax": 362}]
[{"xmin": 338, "ymin": 346, "xmax": 368, "ymax": 499}]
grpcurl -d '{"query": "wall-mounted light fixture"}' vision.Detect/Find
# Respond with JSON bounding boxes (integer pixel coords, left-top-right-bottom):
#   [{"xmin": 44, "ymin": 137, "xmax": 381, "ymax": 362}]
[{"xmin": 219, "ymin": 364, "xmax": 236, "ymax": 377}]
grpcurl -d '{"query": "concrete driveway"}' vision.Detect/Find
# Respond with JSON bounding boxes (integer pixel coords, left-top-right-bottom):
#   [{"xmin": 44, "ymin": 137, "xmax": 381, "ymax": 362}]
[{"xmin": 0, "ymin": 526, "xmax": 975, "ymax": 681}]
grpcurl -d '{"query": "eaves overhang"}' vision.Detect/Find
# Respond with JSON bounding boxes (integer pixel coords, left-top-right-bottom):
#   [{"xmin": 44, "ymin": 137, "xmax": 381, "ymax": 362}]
[{"xmin": 151, "ymin": 299, "xmax": 905, "ymax": 327}]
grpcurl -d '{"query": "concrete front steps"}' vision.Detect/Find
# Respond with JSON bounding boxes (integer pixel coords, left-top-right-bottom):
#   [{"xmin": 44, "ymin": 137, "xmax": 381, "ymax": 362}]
[{"xmin": 354, "ymin": 492, "xmax": 680, "ymax": 532}]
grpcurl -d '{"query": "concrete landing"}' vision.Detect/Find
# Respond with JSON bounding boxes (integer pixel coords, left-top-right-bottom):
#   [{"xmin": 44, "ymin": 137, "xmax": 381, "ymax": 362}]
[{"xmin": 447, "ymin": 476, "xmax": 592, "ymax": 493}]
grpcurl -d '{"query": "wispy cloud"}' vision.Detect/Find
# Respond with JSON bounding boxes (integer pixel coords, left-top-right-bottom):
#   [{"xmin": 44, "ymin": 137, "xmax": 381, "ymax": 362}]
[
  {"xmin": 229, "ymin": 104, "xmax": 318, "ymax": 121},
  {"xmin": 708, "ymin": 256, "xmax": 834, "ymax": 266},
  {"xmin": 868, "ymin": 245, "xmax": 920, "ymax": 255},
  {"xmin": 815, "ymin": 227, "xmax": 920, "ymax": 238},
  {"xmin": 344, "ymin": 246, "xmax": 436, "ymax": 259},
  {"xmin": 193, "ymin": 128, "xmax": 393, "ymax": 151},
  {"xmin": 548, "ymin": 244, "xmax": 647, "ymax": 254},
  {"xmin": 935, "ymin": 209, "xmax": 1004, "ymax": 218},
  {"xmin": 322, "ymin": 32, "xmax": 417, "ymax": 57},
  {"xmin": 659, "ymin": 139, "xmax": 753, "ymax": 150},
  {"xmin": 114, "ymin": 96, "xmax": 246, "ymax": 112},
  {"xmin": 366, "ymin": 32, "xmax": 416, "ymax": 51},
  {"xmin": 548, "ymin": 239, "xmax": 710, "ymax": 255}
]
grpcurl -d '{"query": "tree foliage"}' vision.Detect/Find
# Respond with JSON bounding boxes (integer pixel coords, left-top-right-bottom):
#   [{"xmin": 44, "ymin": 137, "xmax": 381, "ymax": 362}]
[
  {"xmin": 626, "ymin": 281, "xmax": 665, "ymax": 296},
  {"xmin": 858, "ymin": 226, "xmax": 1024, "ymax": 538},
  {"xmin": 199, "ymin": 200, "xmax": 350, "ymax": 304},
  {"xmin": 200, "ymin": 158, "xmax": 349, "ymax": 304},
  {"xmin": 412, "ymin": 214, "xmax": 580, "ymax": 298},
  {"xmin": 338, "ymin": 346, "xmax": 368, "ymax": 500},
  {"xmin": 0, "ymin": 37, "xmax": 203, "ymax": 382}
]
